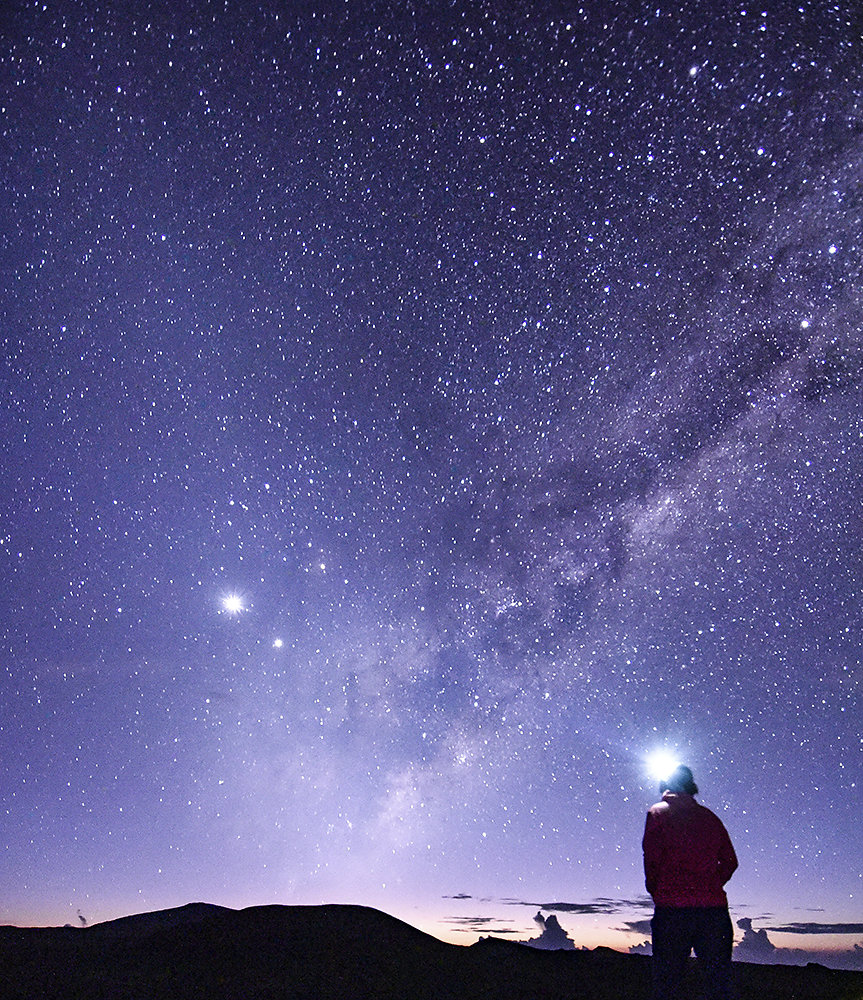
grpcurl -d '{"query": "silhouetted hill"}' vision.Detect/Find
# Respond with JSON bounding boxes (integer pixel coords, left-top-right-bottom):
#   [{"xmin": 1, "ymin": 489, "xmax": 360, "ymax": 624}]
[{"xmin": 1, "ymin": 903, "xmax": 861, "ymax": 999}]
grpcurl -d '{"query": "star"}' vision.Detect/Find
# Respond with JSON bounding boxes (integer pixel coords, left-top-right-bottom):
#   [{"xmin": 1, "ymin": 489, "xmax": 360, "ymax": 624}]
[{"xmin": 221, "ymin": 594, "xmax": 245, "ymax": 615}]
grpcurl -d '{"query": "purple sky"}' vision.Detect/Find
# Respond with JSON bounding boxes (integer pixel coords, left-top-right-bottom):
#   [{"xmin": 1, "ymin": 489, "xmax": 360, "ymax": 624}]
[{"xmin": 1, "ymin": 0, "xmax": 861, "ymax": 967}]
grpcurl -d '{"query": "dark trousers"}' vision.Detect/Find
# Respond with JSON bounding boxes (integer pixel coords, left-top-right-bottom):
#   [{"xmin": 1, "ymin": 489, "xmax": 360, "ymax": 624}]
[{"xmin": 651, "ymin": 906, "xmax": 734, "ymax": 1000}]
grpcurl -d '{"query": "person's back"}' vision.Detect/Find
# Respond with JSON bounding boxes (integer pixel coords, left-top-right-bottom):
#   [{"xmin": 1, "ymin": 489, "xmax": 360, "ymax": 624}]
[{"xmin": 643, "ymin": 792, "xmax": 737, "ymax": 908}]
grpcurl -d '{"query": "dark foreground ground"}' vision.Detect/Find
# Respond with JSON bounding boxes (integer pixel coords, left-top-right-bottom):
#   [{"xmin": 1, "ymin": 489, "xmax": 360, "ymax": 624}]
[{"xmin": 1, "ymin": 902, "xmax": 861, "ymax": 1000}]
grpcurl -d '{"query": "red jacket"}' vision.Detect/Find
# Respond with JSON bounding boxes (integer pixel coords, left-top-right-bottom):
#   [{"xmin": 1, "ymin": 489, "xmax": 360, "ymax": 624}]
[{"xmin": 642, "ymin": 792, "xmax": 738, "ymax": 908}]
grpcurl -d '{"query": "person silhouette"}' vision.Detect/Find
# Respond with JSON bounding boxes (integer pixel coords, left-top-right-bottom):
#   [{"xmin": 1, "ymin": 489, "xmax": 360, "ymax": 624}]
[{"xmin": 642, "ymin": 765, "xmax": 738, "ymax": 999}]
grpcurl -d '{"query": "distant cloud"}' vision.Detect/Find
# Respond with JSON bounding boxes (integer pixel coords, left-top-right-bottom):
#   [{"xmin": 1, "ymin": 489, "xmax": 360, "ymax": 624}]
[
  {"xmin": 505, "ymin": 897, "xmax": 641, "ymax": 915},
  {"xmin": 735, "ymin": 917, "xmax": 776, "ymax": 958},
  {"xmin": 540, "ymin": 899, "xmax": 624, "ymax": 915},
  {"xmin": 621, "ymin": 918, "xmax": 652, "ymax": 937},
  {"xmin": 443, "ymin": 894, "xmax": 637, "ymax": 944},
  {"xmin": 444, "ymin": 915, "xmax": 520, "ymax": 935},
  {"xmin": 444, "ymin": 893, "xmax": 654, "ymax": 946},
  {"xmin": 765, "ymin": 922, "xmax": 863, "ymax": 936},
  {"xmin": 63, "ymin": 910, "xmax": 88, "ymax": 930},
  {"xmin": 733, "ymin": 918, "xmax": 863, "ymax": 971},
  {"xmin": 630, "ymin": 917, "xmax": 863, "ymax": 970},
  {"xmin": 446, "ymin": 916, "xmax": 494, "ymax": 927},
  {"xmin": 521, "ymin": 912, "xmax": 577, "ymax": 951}
]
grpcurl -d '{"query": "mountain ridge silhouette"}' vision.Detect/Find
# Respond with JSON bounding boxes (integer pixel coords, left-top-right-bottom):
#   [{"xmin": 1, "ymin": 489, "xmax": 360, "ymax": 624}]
[{"xmin": 1, "ymin": 902, "xmax": 861, "ymax": 999}]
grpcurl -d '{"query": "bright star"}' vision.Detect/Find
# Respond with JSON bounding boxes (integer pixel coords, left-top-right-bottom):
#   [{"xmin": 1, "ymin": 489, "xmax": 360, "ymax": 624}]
[{"xmin": 221, "ymin": 594, "xmax": 245, "ymax": 614}]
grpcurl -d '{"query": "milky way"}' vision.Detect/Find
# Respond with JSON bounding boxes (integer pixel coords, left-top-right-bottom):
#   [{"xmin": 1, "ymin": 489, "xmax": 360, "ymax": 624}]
[{"xmin": 1, "ymin": 0, "xmax": 861, "ymax": 964}]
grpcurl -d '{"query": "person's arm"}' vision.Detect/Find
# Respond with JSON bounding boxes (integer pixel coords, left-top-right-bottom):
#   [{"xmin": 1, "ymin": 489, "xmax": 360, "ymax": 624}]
[
  {"xmin": 642, "ymin": 811, "xmax": 662, "ymax": 897},
  {"xmin": 717, "ymin": 823, "xmax": 738, "ymax": 885}
]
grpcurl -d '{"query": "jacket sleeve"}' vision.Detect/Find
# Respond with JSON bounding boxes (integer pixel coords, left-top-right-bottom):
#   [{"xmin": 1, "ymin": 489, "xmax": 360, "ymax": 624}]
[
  {"xmin": 642, "ymin": 811, "xmax": 662, "ymax": 897},
  {"xmin": 717, "ymin": 823, "xmax": 738, "ymax": 885}
]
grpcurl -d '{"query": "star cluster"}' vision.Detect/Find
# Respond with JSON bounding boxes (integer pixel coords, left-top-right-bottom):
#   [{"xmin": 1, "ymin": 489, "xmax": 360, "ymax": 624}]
[{"xmin": 1, "ymin": 0, "xmax": 861, "ymax": 961}]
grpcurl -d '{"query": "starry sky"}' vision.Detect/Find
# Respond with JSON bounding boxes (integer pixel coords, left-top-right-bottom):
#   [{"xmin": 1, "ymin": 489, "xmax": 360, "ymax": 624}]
[{"xmin": 2, "ymin": 0, "xmax": 862, "ymax": 966}]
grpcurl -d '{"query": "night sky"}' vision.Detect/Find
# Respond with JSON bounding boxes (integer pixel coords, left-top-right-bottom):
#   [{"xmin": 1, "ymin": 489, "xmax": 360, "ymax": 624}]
[{"xmin": 2, "ymin": 0, "xmax": 862, "ymax": 967}]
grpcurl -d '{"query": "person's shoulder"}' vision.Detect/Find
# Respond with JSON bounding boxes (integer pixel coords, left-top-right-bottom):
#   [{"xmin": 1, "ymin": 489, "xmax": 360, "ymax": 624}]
[
  {"xmin": 694, "ymin": 801, "xmax": 726, "ymax": 825},
  {"xmin": 647, "ymin": 799, "xmax": 670, "ymax": 816}
]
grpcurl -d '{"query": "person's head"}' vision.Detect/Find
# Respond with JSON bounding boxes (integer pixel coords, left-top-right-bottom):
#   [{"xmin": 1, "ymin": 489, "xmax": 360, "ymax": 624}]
[{"xmin": 660, "ymin": 764, "xmax": 698, "ymax": 796}]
